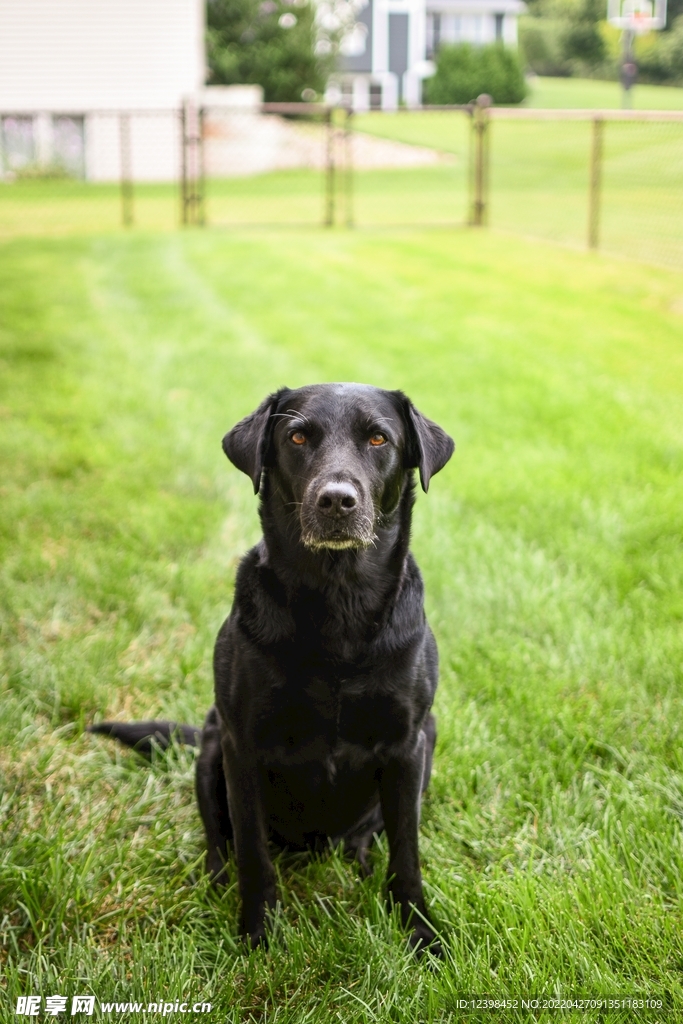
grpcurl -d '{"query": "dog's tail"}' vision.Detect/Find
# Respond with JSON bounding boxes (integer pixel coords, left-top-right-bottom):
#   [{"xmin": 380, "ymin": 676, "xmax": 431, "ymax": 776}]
[{"xmin": 87, "ymin": 720, "xmax": 201, "ymax": 756}]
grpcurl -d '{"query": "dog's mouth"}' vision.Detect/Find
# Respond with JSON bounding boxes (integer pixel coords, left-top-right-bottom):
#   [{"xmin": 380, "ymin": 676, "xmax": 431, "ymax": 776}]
[{"xmin": 301, "ymin": 528, "xmax": 374, "ymax": 552}]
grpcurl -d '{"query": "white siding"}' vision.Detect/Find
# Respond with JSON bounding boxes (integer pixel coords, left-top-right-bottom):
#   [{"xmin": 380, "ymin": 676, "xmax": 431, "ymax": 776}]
[
  {"xmin": 85, "ymin": 111, "xmax": 180, "ymax": 181},
  {"xmin": 0, "ymin": 0, "xmax": 204, "ymax": 112}
]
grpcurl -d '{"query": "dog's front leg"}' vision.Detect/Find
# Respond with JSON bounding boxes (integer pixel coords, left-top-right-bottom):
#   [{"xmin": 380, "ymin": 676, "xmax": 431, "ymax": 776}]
[
  {"xmin": 379, "ymin": 729, "xmax": 442, "ymax": 957},
  {"xmin": 221, "ymin": 734, "xmax": 276, "ymax": 948}
]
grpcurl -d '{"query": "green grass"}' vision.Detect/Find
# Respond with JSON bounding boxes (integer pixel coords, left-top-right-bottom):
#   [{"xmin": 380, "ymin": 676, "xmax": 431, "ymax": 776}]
[
  {"xmin": 0, "ymin": 180, "xmax": 181, "ymax": 239},
  {"xmin": 526, "ymin": 76, "xmax": 683, "ymax": 110},
  {"xmin": 1, "ymin": 225, "xmax": 683, "ymax": 1021}
]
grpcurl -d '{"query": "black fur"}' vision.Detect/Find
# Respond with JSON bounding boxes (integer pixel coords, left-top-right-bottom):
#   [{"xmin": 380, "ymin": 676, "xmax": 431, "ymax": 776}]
[
  {"xmin": 87, "ymin": 720, "xmax": 200, "ymax": 756},
  {"xmin": 90, "ymin": 383, "xmax": 454, "ymax": 956}
]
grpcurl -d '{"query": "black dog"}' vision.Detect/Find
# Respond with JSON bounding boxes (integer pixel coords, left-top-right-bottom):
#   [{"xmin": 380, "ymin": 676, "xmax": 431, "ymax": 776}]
[{"xmin": 90, "ymin": 383, "xmax": 454, "ymax": 955}]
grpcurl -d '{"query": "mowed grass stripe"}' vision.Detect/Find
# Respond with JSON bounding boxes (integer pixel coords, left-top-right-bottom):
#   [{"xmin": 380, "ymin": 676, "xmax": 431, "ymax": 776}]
[{"xmin": 1, "ymin": 228, "xmax": 682, "ymax": 1020}]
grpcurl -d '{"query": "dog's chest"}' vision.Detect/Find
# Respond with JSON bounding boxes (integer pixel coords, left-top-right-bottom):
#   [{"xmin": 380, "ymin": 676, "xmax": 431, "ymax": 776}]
[{"xmin": 255, "ymin": 673, "xmax": 410, "ymax": 765}]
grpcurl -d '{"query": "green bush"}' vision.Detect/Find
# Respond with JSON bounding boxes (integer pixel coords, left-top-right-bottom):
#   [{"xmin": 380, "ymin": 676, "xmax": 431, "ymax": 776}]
[
  {"xmin": 638, "ymin": 15, "xmax": 683, "ymax": 83},
  {"xmin": 13, "ymin": 162, "xmax": 73, "ymax": 181},
  {"xmin": 207, "ymin": 0, "xmax": 329, "ymax": 102},
  {"xmin": 519, "ymin": 17, "xmax": 574, "ymax": 75},
  {"xmin": 520, "ymin": 12, "xmax": 606, "ymax": 75},
  {"xmin": 561, "ymin": 20, "xmax": 606, "ymax": 63},
  {"xmin": 425, "ymin": 43, "xmax": 528, "ymax": 104}
]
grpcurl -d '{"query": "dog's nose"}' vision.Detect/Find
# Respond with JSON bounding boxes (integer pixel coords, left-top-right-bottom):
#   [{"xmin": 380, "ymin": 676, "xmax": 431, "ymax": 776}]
[{"xmin": 316, "ymin": 482, "xmax": 358, "ymax": 518}]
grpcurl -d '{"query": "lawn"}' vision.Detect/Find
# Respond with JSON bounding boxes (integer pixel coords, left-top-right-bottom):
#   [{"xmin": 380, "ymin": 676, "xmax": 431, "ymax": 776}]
[
  {"xmin": 526, "ymin": 76, "xmax": 683, "ymax": 110},
  {"xmin": 1, "ymin": 225, "xmax": 683, "ymax": 1022}
]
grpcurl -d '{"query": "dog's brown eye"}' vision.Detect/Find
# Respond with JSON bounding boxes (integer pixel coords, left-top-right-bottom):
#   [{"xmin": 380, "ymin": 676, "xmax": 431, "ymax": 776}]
[
  {"xmin": 290, "ymin": 431, "xmax": 307, "ymax": 445},
  {"xmin": 369, "ymin": 433, "xmax": 387, "ymax": 446}
]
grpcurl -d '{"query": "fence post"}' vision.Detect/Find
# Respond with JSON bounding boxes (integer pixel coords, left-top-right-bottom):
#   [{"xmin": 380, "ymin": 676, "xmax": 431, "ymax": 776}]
[
  {"xmin": 180, "ymin": 106, "xmax": 188, "ymax": 226},
  {"xmin": 179, "ymin": 102, "xmax": 206, "ymax": 227},
  {"xmin": 469, "ymin": 94, "xmax": 491, "ymax": 227},
  {"xmin": 325, "ymin": 107, "xmax": 335, "ymax": 227},
  {"xmin": 344, "ymin": 107, "xmax": 354, "ymax": 229},
  {"xmin": 119, "ymin": 113, "xmax": 133, "ymax": 228},
  {"xmin": 198, "ymin": 106, "xmax": 206, "ymax": 227},
  {"xmin": 588, "ymin": 116, "xmax": 603, "ymax": 250}
]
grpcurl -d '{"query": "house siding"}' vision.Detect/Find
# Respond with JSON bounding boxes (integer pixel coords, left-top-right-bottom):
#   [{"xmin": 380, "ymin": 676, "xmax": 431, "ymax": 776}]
[
  {"xmin": 0, "ymin": 0, "xmax": 203, "ymax": 180},
  {"xmin": 0, "ymin": 0, "xmax": 204, "ymax": 111}
]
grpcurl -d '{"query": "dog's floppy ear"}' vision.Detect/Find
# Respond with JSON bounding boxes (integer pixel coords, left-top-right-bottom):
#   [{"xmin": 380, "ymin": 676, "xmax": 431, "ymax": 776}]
[
  {"xmin": 223, "ymin": 389, "xmax": 289, "ymax": 494},
  {"xmin": 394, "ymin": 392, "xmax": 455, "ymax": 492}
]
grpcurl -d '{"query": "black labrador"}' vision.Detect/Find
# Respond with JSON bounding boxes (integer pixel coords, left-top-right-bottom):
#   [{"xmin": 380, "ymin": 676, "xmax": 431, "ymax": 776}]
[{"xmin": 90, "ymin": 383, "xmax": 454, "ymax": 955}]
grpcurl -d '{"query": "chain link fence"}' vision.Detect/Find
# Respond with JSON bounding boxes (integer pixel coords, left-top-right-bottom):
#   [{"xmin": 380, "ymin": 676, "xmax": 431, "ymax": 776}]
[
  {"xmin": 201, "ymin": 104, "xmax": 342, "ymax": 228},
  {"xmin": 0, "ymin": 109, "xmax": 181, "ymax": 236},
  {"xmin": 487, "ymin": 107, "xmax": 683, "ymax": 269},
  {"xmin": 1, "ymin": 101, "xmax": 682, "ymax": 269}
]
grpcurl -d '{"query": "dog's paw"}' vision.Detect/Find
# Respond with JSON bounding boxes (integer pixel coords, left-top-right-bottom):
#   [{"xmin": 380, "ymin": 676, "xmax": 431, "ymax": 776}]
[
  {"xmin": 241, "ymin": 891, "xmax": 277, "ymax": 952},
  {"xmin": 245, "ymin": 928, "xmax": 269, "ymax": 951},
  {"xmin": 409, "ymin": 925, "xmax": 444, "ymax": 961},
  {"xmin": 355, "ymin": 847, "xmax": 374, "ymax": 879},
  {"xmin": 207, "ymin": 861, "xmax": 229, "ymax": 887}
]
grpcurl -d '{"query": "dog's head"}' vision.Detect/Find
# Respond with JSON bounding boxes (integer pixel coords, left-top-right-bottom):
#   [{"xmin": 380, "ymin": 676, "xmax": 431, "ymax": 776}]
[{"xmin": 223, "ymin": 384, "xmax": 454, "ymax": 551}]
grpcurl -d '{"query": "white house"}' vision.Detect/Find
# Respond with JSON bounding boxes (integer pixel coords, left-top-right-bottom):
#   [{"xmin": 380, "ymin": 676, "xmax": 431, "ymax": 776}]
[
  {"xmin": 0, "ymin": 0, "xmax": 204, "ymax": 180},
  {"xmin": 330, "ymin": 0, "xmax": 525, "ymax": 110},
  {"xmin": 331, "ymin": 0, "xmax": 429, "ymax": 109}
]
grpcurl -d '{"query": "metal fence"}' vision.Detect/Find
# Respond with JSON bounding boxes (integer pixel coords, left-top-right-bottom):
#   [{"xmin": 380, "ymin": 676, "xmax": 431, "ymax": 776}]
[
  {"xmin": 1, "ymin": 101, "xmax": 683, "ymax": 269},
  {"xmin": 0, "ymin": 108, "xmax": 181, "ymax": 236},
  {"xmin": 198, "ymin": 103, "xmax": 353, "ymax": 228},
  {"xmin": 193, "ymin": 100, "xmax": 683, "ymax": 270},
  {"xmin": 486, "ymin": 106, "xmax": 683, "ymax": 269}
]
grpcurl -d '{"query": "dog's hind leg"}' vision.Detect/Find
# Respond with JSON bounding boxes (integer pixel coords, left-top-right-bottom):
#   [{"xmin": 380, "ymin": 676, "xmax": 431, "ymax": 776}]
[{"xmin": 195, "ymin": 706, "xmax": 233, "ymax": 883}]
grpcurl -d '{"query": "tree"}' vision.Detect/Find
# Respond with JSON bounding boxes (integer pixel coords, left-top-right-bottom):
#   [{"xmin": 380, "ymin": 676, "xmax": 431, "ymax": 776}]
[{"xmin": 207, "ymin": 0, "xmax": 330, "ymax": 102}]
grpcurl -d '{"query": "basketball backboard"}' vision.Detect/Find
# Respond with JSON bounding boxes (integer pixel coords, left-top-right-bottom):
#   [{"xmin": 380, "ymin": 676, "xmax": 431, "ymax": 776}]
[{"xmin": 607, "ymin": 0, "xmax": 667, "ymax": 31}]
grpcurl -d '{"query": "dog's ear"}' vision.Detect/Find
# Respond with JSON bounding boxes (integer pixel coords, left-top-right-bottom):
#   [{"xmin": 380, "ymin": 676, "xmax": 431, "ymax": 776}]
[
  {"xmin": 394, "ymin": 392, "xmax": 455, "ymax": 492},
  {"xmin": 223, "ymin": 389, "xmax": 289, "ymax": 494}
]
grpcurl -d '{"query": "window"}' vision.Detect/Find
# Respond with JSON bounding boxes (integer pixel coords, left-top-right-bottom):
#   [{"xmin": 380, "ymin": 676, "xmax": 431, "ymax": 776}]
[
  {"xmin": 1, "ymin": 116, "xmax": 35, "ymax": 174},
  {"xmin": 52, "ymin": 116, "xmax": 85, "ymax": 178},
  {"xmin": 426, "ymin": 12, "xmax": 441, "ymax": 56},
  {"xmin": 441, "ymin": 14, "xmax": 462, "ymax": 42}
]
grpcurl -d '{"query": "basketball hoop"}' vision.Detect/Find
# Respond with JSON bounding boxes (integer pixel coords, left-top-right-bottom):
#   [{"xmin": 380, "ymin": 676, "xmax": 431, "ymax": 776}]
[
  {"xmin": 607, "ymin": 0, "xmax": 667, "ymax": 31},
  {"xmin": 608, "ymin": 0, "xmax": 667, "ymax": 105}
]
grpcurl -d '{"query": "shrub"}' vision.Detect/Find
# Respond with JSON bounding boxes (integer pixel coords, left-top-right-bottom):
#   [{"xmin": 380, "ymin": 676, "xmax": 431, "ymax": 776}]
[
  {"xmin": 14, "ymin": 162, "xmax": 73, "ymax": 181},
  {"xmin": 519, "ymin": 17, "xmax": 574, "ymax": 75},
  {"xmin": 638, "ymin": 15, "xmax": 683, "ymax": 83},
  {"xmin": 520, "ymin": 13, "xmax": 607, "ymax": 75},
  {"xmin": 425, "ymin": 43, "xmax": 528, "ymax": 104},
  {"xmin": 561, "ymin": 20, "xmax": 606, "ymax": 63}
]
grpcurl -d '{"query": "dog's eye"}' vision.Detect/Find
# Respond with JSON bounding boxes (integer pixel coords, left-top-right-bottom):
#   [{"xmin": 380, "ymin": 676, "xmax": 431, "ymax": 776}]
[
  {"xmin": 369, "ymin": 433, "xmax": 387, "ymax": 446},
  {"xmin": 290, "ymin": 431, "xmax": 307, "ymax": 445}
]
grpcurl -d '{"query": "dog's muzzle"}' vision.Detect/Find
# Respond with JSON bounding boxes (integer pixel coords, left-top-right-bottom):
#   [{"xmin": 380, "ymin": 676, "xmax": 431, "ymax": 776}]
[{"xmin": 300, "ymin": 479, "xmax": 376, "ymax": 550}]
